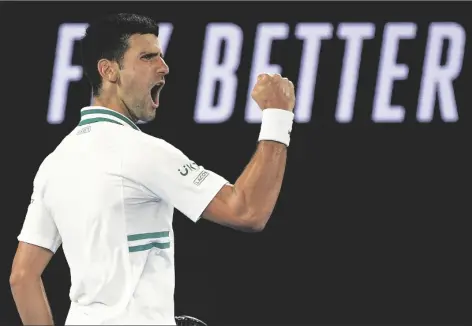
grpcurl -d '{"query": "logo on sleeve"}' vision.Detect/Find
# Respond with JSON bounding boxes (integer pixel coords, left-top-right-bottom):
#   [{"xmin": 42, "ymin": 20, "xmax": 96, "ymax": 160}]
[
  {"xmin": 193, "ymin": 171, "xmax": 209, "ymax": 186},
  {"xmin": 77, "ymin": 125, "xmax": 91, "ymax": 135},
  {"xmin": 178, "ymin": 161, "xmax": 199, "ymax": 176}
]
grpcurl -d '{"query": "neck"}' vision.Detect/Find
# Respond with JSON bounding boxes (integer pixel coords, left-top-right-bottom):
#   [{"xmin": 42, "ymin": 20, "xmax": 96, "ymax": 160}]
[{"xmin": 92, "ymin": 95, "xmax": 137, "ymax": 123}]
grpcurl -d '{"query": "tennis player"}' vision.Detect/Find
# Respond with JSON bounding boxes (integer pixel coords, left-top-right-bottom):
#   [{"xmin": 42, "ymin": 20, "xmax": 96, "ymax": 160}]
[{"xmin": 10, "ymin": 13, "xmax": 295, "ymax": 325}]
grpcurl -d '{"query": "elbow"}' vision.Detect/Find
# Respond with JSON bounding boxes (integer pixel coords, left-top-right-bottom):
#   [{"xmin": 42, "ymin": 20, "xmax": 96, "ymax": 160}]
[
  {"xmin": 9, "ymin": 270, "xmax": 24, "ymax": 288},
  {"xmin": 10, "ymin": 269, "xmax": 38, "ymax": 288},
  {"xmin": 238, "ymin": 211, "xmax": 270, "ymax": 233},
  {"xmin": 228, "ymin": 188, "xmax": 271, "ymax": 232},
  {"xmin": 246, "ymin": 221, "xmax": 267, "ymax": 233}
]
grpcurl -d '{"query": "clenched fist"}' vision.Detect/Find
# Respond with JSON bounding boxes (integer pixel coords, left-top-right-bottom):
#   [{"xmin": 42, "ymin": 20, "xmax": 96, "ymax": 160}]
[{"xmin": 251, "ymin": 73, "xmax": 295, "ymax": 112}]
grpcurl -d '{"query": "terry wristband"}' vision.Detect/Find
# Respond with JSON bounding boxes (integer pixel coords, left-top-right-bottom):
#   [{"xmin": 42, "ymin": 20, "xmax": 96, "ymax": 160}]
[{"xmin": 258, "ymin": 109, "xmax": 294, "ymax": 147}]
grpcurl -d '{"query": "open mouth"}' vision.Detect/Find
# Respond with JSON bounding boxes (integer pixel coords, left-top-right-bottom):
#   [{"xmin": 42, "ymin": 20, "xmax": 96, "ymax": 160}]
[{"xmin": 150, "ymin": 82, "xmax": 165, "ymax": 106}]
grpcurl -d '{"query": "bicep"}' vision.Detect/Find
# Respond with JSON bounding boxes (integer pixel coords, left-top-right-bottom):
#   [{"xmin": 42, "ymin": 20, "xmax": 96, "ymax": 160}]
[
  {"xmin": 13, "ymin": 199, "xmax": 60, "ymax": 280},
  {"xmin": 12, "ymin": 158, "xmax": 59, "ymax": 279},
  {"xmin": 18, "ymin": 197, "xmax": 62, "ymax": 254}
]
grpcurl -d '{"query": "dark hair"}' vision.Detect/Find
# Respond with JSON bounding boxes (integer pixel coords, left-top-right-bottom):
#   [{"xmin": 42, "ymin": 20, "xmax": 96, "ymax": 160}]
[{"xmin": 80, "ymin": 13, "xmax": 159, "ymax": 95}]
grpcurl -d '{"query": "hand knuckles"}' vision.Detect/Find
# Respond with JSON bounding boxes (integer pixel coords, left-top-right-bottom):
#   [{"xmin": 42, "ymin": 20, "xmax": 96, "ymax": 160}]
[{"xmin": 257, "ymin": 73, "xmax": 269, "ymax": 81}]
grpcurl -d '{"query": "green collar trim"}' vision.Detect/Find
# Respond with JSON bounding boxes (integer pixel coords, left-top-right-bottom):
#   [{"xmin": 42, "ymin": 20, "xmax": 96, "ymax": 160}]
[{"xmin": 79, "ymin": 107, "xmax": 140, "ymax": 131}]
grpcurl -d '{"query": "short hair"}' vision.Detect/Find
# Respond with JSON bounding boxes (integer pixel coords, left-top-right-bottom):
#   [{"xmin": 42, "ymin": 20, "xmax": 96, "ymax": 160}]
[{"xmin": 80, "ymin": 13, "xmax": 159, "ymax": 95}]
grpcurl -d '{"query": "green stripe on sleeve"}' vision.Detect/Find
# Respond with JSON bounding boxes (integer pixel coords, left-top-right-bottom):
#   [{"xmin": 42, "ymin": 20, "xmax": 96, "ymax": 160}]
[
  {"xmin": 129, "ymin": 242, "xmax": 170, "ymax": 252},
  {"xmin": 127, "ymin": 231, "xmax": 170, "ymax": 241}
]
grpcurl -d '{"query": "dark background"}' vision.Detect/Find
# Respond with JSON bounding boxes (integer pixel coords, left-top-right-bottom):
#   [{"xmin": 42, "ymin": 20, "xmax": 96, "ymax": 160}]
[{"xmin": 0, "ymin": 1, "xmax": 469, "ymax": 325}]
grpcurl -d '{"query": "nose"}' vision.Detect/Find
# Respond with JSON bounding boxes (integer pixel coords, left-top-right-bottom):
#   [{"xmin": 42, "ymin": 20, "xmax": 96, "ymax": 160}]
[{"xmin": 158, "ymin": 57, "xmax": 169, "ymax": 76}]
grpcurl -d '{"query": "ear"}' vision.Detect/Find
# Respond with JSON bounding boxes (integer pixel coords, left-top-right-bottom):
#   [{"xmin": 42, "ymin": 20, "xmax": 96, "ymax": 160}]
[{"xmin": 97, "ymin": 59, "xmax": 119, "ymax": 84}]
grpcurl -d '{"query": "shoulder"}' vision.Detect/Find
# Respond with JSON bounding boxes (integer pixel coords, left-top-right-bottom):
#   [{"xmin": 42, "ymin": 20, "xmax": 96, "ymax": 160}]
[
  {"xmin": 32, "ymin": 132, "xmax": 76, "ymax": 185},
  {"xmin": 122, "ymin": 129, "xmax": 186, "ymax": 158},
  {"xmin": 31, "ymin": 152, "xmax": 56, "ymax": 191},
  {"xmin": 119, "ymin": 130, "xmax": 191, "ymax": 180}
]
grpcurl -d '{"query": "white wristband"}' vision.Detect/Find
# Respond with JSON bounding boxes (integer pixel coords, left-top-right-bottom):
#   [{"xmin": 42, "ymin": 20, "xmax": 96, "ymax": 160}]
[{"xmin": 258, "ymin": 109, "xmax": 294, "ymax": 147}]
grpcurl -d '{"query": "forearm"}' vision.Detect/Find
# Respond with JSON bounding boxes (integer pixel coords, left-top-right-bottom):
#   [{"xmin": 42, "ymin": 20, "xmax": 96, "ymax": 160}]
[
  {"xmin": 202, "ymin": 75, "xmax": 295, "ymax": 231},
  {"xmin": 233, "ymin": 140, "xmax": 287, "ymax": 226},
  {"xmin": 11, "ymin": 277, "xmax": 54, "ymax": 325}
]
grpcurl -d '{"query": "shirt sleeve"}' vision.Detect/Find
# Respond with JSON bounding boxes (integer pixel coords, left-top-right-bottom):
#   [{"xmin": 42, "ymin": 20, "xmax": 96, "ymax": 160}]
[
  {"xmin": 122, "ymin": 132, "xmax": 229, "ymax": 222},
  {"xmin": 17, "ymin": 163, "xmax": 62, "ymax": 253}
]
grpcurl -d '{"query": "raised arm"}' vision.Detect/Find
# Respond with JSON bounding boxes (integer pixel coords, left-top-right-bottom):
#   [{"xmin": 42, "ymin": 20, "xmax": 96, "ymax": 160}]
[{"xmin": 202, "ymin": 73, "xmax": 295, "ymax": 232}]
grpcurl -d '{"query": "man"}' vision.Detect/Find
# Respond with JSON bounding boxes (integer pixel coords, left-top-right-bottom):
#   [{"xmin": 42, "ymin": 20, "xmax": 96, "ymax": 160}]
[{"xmin": 10, "ymin": 13, "xmax": 296, "ymax": 325}]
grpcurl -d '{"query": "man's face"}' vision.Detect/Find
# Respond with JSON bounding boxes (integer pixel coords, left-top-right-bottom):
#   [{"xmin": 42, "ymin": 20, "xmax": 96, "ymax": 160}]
[{"xmin": 117, "ymin": 33, "xmax": 169, "ymax": 122}]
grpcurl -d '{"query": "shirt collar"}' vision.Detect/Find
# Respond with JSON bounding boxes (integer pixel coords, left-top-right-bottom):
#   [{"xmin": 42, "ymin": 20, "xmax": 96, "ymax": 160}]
[{"xmin": 79, "ymin": 106, "xmax": 141, "ymax": 131}]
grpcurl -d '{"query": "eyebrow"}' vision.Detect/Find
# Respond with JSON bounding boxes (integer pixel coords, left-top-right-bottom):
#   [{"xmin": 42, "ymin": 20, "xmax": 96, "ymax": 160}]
[{"xmin": 139, "ymin": 51, "xmax": 163, "ymax": 57}]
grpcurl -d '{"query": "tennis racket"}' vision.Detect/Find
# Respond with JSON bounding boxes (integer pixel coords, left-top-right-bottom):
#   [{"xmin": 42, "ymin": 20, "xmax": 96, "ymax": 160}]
[{"xmin": 175, "ymin": 315, "xmax": 208, "ymax": 326}]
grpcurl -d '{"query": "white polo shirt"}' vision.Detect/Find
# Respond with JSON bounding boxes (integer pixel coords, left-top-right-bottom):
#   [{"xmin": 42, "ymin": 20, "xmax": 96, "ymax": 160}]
[{"xmin": 17, "ymin": 106, "xmax": 228, "ymax": 325}]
